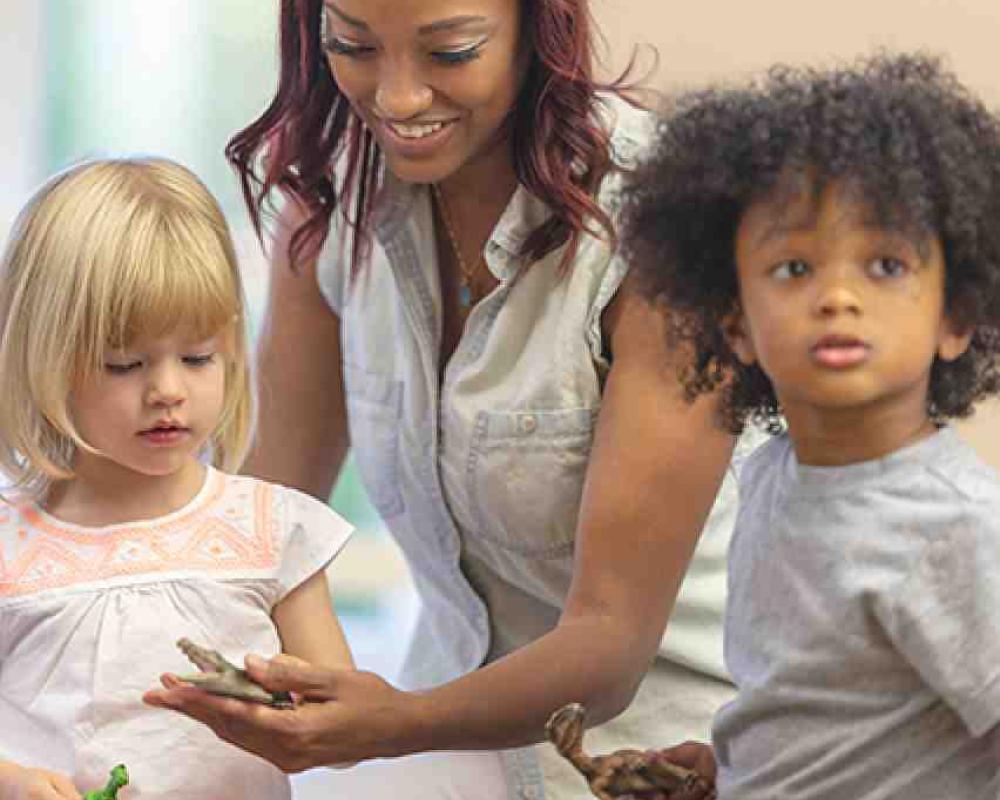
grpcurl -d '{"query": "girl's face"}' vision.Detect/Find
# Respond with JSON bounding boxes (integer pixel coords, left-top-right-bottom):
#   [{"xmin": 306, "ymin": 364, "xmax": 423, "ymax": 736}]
[
  {"xmin": 322, "ymin": 0, "xmax": 527, "ymax": 185},
  {"xmin": 728, "ymin": 182, "xmax": 972, "ymax": 432},
  {"xmin": 70, "ymin": 329, "xmax": 227, "ymax": 484}
]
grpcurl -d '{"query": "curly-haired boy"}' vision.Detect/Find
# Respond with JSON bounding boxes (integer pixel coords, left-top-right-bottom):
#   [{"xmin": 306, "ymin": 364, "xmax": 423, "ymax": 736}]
[{"xmin": 624, "ymin": 53, "xmax": 1000, "ymax": 798}]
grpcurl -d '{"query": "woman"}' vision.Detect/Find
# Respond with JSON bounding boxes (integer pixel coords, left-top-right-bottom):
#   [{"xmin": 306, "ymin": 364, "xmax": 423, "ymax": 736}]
[{"xmin": 145, "ymin": 0, "xmax": 756, "ymax": 796}]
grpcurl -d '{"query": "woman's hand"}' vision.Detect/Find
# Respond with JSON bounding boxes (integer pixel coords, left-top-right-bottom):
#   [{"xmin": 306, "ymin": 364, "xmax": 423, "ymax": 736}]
[
  {"xmin": 142, "ymin": 654, "xmax": 422, "ymax": 773},
  {"xmin": 0, "ymin": 761, "xmax": 81, "ymax": 800}
]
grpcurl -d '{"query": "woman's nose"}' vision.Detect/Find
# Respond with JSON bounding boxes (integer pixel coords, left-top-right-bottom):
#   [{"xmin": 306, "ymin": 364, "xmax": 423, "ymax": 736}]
[{"xmin": 374, "ymin": 63, "xmax": 433, "ymax": 121}]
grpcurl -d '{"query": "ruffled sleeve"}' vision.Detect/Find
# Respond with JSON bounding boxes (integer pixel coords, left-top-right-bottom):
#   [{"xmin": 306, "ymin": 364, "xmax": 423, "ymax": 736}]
[{"xmin": 270, "ymin": 485, "xmax": 353, "ymax": 603}]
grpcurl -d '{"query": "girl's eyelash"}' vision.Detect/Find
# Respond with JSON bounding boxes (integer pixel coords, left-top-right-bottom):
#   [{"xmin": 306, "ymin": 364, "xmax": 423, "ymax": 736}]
[
  {"xmin": 183, "ymin": 353, "xmax": 216, "ymax": 367},
  {"xmin": 105, "ymin": 362, "xmax": 139, "ymax": 374}
]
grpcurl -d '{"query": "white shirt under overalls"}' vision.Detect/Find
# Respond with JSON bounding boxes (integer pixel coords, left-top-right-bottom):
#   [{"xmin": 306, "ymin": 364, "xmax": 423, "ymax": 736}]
[{"xmin": 316, "ymin": 94, "xmax": 763, "ymax": 799}]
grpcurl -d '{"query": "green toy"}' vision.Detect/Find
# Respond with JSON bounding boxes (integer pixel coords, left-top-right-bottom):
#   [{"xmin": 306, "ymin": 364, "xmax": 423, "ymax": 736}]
[{"xmin": 83, "ymin": 764, "xmax": 129, "ymax": 800}]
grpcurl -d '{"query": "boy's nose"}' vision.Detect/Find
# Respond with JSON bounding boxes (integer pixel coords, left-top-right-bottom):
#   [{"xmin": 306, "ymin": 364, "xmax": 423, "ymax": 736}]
[{"xmin": 815, "ymin": 279, "xmax": 862, "ymax": 316}]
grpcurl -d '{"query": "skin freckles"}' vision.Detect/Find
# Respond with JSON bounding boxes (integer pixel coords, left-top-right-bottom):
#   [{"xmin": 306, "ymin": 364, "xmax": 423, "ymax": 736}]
[
  {"xmin": 726, "ymin": 182, "xmax": 972, "ymax": 465},
  {"xmin": 321, "ymin": 0, "xmax": 528, "ymax": 192}
]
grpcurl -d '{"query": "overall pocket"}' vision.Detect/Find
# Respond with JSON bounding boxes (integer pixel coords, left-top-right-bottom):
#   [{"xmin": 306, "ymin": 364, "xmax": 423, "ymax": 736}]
[
  {"xmin": 466, "ymin": 407, "xmax": 597, "ymax": 557},
  {"xmin": 343, "ymin": 364, "xmax": 405, "ymax": 519}
]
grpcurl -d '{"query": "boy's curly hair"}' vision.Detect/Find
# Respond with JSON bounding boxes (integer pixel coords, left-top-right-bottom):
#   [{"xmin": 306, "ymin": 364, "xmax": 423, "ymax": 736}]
[{"xmin": 622, "ymin": 53, "xmax": 1000, "ymax": 434}]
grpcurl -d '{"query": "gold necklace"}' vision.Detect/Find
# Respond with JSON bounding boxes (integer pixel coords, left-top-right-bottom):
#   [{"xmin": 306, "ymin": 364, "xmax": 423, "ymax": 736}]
[{"xmin": 432, "ymin": 183, "xmax": 481, "ymax": 311}]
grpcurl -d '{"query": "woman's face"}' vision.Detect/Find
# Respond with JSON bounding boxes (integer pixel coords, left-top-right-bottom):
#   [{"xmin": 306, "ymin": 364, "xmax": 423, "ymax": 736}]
[{"xmin": 321, "ymin": 0, "xmax": 527, "ymax": 185}]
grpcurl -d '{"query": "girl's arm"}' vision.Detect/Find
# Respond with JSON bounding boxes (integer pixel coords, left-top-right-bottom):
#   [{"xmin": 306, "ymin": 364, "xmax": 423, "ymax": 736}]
[
  {"xmin": 0, "ymin": 760, "xmax": 81, "ymax": 800},
  {"xmin": 272, "ymin": 569, "xmax": 354, "ymax": 670},
  {"xmin": 241, "ymin": 202, "xmax": 349, "ymax": 501}
]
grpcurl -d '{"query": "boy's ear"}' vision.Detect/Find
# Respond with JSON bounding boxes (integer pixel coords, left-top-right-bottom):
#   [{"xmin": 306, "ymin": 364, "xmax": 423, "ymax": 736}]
[
  {"xmin": 723, "ymin": 307, "xmax": 757, "ymax": 366},
  {"xmin": 937, "ymin": 318, "xmax": 973, "ymax": 363}
]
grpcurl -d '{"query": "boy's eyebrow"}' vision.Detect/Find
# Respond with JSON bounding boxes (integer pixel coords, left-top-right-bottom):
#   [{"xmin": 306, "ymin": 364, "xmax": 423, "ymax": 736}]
[{"xmin": 325, "ymin": 3, "xmax": 488, "ymax": 34}]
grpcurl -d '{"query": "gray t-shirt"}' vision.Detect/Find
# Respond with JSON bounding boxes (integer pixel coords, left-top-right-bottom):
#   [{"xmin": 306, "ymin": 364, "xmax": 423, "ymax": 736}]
[{"xmin": 714, "ymin": 427, "xmax": 1000, "ymax": 800}]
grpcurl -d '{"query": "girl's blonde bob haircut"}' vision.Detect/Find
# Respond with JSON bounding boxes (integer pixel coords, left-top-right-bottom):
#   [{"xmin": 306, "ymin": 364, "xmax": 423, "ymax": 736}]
[{"xmin": 0, "ymin": 157, "xmax": 253, "ymax": 497}]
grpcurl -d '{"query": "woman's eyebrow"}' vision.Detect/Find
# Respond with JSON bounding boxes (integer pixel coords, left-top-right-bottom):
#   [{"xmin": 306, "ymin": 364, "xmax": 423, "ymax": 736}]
[
  {"xmin": 418, "ymin": 16, "xmax": 490, "ymax": 34},
  {"xmin": 326, "ymin": 3, "xmax": 368, "ymax": 30}
]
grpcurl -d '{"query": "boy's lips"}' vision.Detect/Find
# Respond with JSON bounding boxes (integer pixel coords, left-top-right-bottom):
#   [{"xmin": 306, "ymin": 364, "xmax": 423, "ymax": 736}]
[{"xmin": 810, "ymin": 334, "xmax": 871, "ymax": 368}]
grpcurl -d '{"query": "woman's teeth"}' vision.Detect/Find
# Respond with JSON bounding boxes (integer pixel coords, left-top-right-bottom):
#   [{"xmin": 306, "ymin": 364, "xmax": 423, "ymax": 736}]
[{"xmin": 387, "ymin": 120, "xmax": 448, "ymax": 139}]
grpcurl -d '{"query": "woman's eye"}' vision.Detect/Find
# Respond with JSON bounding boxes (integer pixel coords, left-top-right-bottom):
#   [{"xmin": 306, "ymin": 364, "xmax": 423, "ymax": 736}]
[
  {"xmin": 323, "ymin": 36, "xmax": 376, "ymax": 58},
  {"xmin": 182, "ymin": 353, "xmax": 216, "ymax": 367},
  {"xmin": 105, "ymin": 361, "xmax": 140, "ymax": 374},
  {"xmin": 868, "ymin": 256, "xmax": 908, "ymax": 278},
  {"xmin": 432, "ymin": 44, "xmax": 484, "ymax": 65},
  {"xmin": 771, "ymin": 259, "xmax": 810, "ymax": 280}
]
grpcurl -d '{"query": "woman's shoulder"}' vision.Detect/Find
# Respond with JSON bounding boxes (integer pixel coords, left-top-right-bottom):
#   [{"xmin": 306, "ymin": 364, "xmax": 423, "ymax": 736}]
[{"xmin": 595, "ymin": 92, "xmax": 658, "ymax": 169}]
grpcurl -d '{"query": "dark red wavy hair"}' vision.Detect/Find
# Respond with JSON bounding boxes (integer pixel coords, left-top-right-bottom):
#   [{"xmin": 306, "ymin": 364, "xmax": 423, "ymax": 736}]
[{"xmin": 226, "ymin": 0, "xmax": 636, "ymax": 274}]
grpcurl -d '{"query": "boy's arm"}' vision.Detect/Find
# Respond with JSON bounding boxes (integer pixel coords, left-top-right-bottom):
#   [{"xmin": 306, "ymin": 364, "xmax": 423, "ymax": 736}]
[{"xmin": 272, "ymin": 569, "xmax": 354, "ymax": 670}]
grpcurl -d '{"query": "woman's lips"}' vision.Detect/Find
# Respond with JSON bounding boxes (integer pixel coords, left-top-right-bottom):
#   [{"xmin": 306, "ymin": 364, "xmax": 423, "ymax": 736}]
[{"xmin": 376, "ymin": 117, "xmax": 459, "ymax": 158}]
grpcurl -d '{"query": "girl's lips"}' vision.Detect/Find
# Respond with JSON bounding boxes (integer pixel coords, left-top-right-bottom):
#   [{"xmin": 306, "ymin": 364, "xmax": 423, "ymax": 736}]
[
  {"xmin": 138, "ymin": 427, "xmax": 190, "ymax": 445},
  {"xmin": 376, "ymin": 118, "xmax": 459, "ymax": 158}
]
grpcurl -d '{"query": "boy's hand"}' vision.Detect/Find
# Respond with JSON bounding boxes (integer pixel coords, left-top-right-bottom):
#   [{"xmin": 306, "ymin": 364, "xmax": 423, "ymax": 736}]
[{"xmin": 0, "ymin": 763, "xmax": 82, "ymax": 800}]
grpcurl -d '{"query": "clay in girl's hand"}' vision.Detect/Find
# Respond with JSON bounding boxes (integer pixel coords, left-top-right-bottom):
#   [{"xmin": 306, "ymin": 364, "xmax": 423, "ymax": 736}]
[{"xmin": 82, "ymin": 764, "xmax": 129, "ymax": 800}]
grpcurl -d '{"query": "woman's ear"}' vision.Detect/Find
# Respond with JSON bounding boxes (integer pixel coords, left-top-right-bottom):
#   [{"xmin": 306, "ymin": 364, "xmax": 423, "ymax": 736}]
[{"xmin": 723, "ymin": 308, "xmax": 757, "ymax": 366}]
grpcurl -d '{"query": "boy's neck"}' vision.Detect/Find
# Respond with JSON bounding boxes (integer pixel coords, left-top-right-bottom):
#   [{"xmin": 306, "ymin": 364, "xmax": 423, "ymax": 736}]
[
  {"xmin": 43, "ymin": 458, "xmax": 208, "ymax": 528},
  {"xmin": 783, "ymin": 402, "xmax": 939, "ymax": 466}
]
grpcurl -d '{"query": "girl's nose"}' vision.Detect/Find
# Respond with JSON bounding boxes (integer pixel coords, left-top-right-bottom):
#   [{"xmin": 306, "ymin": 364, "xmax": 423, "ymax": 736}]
[{"xmin": 145, "ymin": 365, "xmax": 186, "ymax": 407}]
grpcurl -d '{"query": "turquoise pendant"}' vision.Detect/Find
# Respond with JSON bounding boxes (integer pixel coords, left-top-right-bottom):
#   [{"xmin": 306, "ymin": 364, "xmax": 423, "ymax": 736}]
[{"xmin": 459, "ymin": 283, "xmax": 472, "ymax": 310}]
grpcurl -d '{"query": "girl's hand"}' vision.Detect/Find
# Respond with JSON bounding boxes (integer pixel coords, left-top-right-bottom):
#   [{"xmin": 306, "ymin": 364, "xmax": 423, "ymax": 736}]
[
  {"xmin": 143, "ymin": 654, "xmax": 423, "ymax": 773},
  {"xmin": 0, "ymin": 763, "xmax": 82, "ymax": 800},
  {"xmin": 635, "ymin": 741, "xmax": 717, "ymax": 800}
]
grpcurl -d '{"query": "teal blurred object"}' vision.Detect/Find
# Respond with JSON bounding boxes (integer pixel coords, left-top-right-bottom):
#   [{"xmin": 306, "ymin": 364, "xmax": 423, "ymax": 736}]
[{"xmin": 329, "ymin": 453, "xmax": 384, "ymax": 536}]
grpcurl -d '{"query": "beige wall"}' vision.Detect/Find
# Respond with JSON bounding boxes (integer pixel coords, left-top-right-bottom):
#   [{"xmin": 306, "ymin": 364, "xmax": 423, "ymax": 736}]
[{"xmin": 591, "ymin": 0, "xmax": 1000, "ymax": 468}]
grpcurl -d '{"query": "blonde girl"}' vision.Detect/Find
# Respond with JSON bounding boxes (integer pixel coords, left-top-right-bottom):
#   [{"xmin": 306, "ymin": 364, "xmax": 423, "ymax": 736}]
[{"xmin": 0, "ymin": 158, "xmax": 353, "ymax": 800}]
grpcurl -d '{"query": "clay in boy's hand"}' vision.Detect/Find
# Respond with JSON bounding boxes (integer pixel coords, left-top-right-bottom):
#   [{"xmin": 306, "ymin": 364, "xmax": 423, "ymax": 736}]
[
  {"xmin": 173, "ymin": 638, "xmax": 295, "ymax": 708},
  {"xmin": 545, "ymin": 703, "xmax": 716, "ymax": 800},
  {"xmin": 82, "ymin": 764, "xmax": 129, "ymax": 800}
]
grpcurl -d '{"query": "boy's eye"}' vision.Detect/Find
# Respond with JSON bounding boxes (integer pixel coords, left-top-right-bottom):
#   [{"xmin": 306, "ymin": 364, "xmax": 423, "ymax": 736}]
[
  {"xmin": 182, "ymin": 353, "xmax": 216, "ymax": 367},
  {"xmin": 868, "ymin": 256, "xmax": 909, "ymax": 279},
  {"xmin": 771, "ymin": 259, "xmax": 811, "ymax": 280}
]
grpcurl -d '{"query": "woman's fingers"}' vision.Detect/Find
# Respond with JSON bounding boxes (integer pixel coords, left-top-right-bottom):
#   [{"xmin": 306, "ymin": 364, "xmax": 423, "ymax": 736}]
[{"xmin": 242, "ymin": 653, "xmax": 345, "ymax": 700}]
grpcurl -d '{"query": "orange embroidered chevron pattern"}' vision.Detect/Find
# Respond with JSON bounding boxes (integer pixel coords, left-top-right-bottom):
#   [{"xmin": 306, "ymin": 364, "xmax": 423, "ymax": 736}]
[{"xmin": 0, "ymin": 471, "xmax": 280, "ymax": 598}]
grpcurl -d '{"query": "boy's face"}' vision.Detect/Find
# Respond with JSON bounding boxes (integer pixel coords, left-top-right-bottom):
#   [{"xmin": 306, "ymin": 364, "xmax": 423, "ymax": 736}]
[
  {"xmin": 727, "ymin": 182, "xmax": 971, "ymax": 434},
  {"xmin": 70, "ymin": 329, "xmax": 227, "ymax": 485}
]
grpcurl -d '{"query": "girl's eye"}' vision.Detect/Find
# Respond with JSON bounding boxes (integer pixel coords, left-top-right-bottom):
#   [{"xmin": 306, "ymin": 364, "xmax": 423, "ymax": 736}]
[
  {"xmin": 323, "ymin": 36, "xmax": 376, "ymax": 58},
  {"xmin": 432, "ymin": 43, "xmax": 484, "ymax": 65},
  {"xmin": 771, "ymin": 259, "xmax": 810, "ymax": 280},
  {"xmin": 868, "ymin": 256, "xmax": 909, "ymax": 279},
  {"xmin": 105, "ymin": 361, "xmax": 141, "ymax": 375},
  {"xmin": 182, "ymin": 353, "xmax": 216, "ymax": 367}
]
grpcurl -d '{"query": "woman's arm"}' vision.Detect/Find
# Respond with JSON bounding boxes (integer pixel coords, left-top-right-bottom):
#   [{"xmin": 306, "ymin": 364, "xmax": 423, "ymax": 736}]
[
  {"xmin": 144, "ymin": 278, "xmax": 736, "ymax": 770},
  {"xmin": 394, "ymin": 278, "xmax": 736, "ymax": 749},
  {"xmin": 242, "ymin": 203, "xmax": 349, "ymax": 500}
]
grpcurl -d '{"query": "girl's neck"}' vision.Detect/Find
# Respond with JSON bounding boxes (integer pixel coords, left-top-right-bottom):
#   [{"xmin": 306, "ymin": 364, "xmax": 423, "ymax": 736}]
[{"xmin": 42, "ymin": 458, "xmax": 208, "ymax": 528}]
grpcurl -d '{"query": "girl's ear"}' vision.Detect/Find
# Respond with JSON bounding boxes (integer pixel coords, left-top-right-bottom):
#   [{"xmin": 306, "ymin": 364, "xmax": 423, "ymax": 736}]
[{"xmin": 723, "ymin": 307, "xmax": 757, "ymax": 366}]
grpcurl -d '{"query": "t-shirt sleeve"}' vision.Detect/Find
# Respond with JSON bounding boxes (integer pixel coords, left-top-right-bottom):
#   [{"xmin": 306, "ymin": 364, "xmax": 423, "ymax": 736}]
[
  {"xmin": 880, "ymin": 505, "xmax": 1000, "ymax": 736},
  {"xmin": 272, "ymin": 486, "xmax": 353, "ymax": 603}
]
